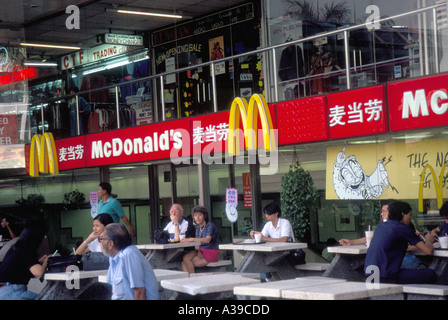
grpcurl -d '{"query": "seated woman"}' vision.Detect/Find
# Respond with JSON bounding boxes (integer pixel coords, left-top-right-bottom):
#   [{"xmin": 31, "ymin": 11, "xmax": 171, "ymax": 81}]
[
  {"xmin": 0, "ymin": 224, "xmax": 50, "ymax": 300},
  {"xmin": 76, "ymin": 213, "xmax": 114, "ymax": 254},
  {"xmin": 250, "ymin": 202, "xmax": 295, "ymax": 242},
  {"xmin": 181, "ymin": 206, "xmax": 220, "ymax": 274}
]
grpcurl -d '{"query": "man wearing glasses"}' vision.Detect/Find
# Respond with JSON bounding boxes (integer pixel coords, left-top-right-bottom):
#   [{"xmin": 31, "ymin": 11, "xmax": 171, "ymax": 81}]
[{"xmin": 100, "ymin": 223, "xmax": 159, "ymax": 300}]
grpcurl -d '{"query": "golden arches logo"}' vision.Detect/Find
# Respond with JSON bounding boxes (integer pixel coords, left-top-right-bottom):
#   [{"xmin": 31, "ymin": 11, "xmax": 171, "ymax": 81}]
[
  {"xmin": 228, "ymin": 94, "xmax": 276, "ymax": 156},
  {"xmin": 418, "ymin": 163, "xmax": 448, "ymax": 212},
  {"xmin": 29, "ymin": 133, "xmax": 59, "ymax": 177}
]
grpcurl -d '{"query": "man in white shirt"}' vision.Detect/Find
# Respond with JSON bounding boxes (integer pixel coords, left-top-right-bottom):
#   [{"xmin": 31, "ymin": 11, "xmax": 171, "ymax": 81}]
[
  {"xmin": 250, "ymin": 202, "xmax": 295, "ymax": 242},
  {"xmin": 164, "ymin": 204, "xmax": 193, "ymax": 241}
]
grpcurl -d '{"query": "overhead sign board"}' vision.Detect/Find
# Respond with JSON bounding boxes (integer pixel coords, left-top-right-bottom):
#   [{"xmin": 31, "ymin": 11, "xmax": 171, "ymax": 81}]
[{"xmin": 104, "ymin": 33, "xmax": 144, "ymax": 46}]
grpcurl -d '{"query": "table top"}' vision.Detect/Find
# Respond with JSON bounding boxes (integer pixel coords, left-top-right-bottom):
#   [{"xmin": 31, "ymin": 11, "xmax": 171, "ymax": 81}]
[
  {"xmin": 281, "ymin": 281, "xmax": 402, "ymax": 300},
  {"xmin": 44, "ymin": 269, "xmax": 107, "ymax": 281},
  {"xmin": 98, "ymin": 268, "xmax": 189, "ymax": 283},
  {"xmin": 327, "ymin": 244, "xmax": 368, "ymax": 254},
  {"xmin": 160, "ymin": 273, "xmax": 259, "ymax": 296},
  {"xmin": 411, "ymin": 248, "xmax": 448, "ymax": 257},
  {"xmin": 0, "ymin": 240, "xmax": 9, "ymax": 248},
  {"xmin": 234, "ymin": 276, "xmax": 347, "ymax": 298},
  {"xmin": 136, "ymin": 242, "xmax": 200, "ymax": 250},
  {"xmin": 219, "ymin": 241, "xmax": 307, "ymax": 252}
]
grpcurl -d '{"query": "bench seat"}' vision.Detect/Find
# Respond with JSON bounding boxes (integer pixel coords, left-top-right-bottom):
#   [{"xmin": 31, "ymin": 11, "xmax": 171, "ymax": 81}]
[
  {"xmin": 403, "ymin": 284, "xmax": 448, "ymax": 300},
  {"xmin": 294, "ymin": 262, "xmax": 330, "ymax": 271},
  {"xmin": 206, "ymin": 260, "xmax": 232, "ymax": 267}
]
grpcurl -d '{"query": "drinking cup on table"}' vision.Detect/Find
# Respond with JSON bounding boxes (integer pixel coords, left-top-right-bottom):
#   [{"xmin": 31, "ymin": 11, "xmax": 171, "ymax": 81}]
[
  {"xmin": 439, "ymin": 236, "xmax": 448, "ymax": 249},
  {"xmin": 254, "ymin": 233, "xmax": 262, "ymax": 243},
  {"xmin": 365, "ymin": 231, "xmax": 374, "ymax": 247}
]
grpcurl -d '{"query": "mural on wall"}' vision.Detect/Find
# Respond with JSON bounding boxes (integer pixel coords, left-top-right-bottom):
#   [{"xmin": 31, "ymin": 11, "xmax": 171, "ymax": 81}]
[
  {"xmin": 332, "ymin": 147, "xmax": 389, "ymax": 200},
  {"xmin": 326, "ymin": 138, "xmax": 448, "ymax": 212}
]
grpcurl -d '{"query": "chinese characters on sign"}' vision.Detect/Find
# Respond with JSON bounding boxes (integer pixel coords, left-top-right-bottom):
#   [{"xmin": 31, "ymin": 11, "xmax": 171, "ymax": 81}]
[
  {"xmin": 192, "ymin": 122, "xmax": 229, "ymax": 145},
  {"xmin": 59, "ymin": 145, "xmax": 84, "ymax": 162},
  {"xmin": 327, "ymin": 85, "xmax": 387, "ymax": 139},
  {"xmin": 329, "ymin": 98, "xmax": 383, "ymax": 126}
]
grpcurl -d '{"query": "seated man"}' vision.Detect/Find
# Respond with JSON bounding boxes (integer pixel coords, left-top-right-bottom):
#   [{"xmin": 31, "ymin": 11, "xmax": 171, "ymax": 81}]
[
  {"xmin": 164, "ymin": 204, "xmax": 195, "ymax": 241},
  {"xmin": 364, "ymin": 200, "xmax": 436, "ymax": 284}
]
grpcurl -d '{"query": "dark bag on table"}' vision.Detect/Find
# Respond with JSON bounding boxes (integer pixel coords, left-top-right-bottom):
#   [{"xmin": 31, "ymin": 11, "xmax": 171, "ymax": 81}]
[
  {"xmin": 286, "ymin": 236, "xmax": 306, "ymax": 265},
  {"xmin": 154, "ymin": 230, "xmax": 170, "ymax": 244},
  {"xmin": 82, "ymin": 252, "xmax": 109, "ymax": 270},
  {"xmin": 47, "ymin": 254, "xmax": 83, "ymax": 273}
]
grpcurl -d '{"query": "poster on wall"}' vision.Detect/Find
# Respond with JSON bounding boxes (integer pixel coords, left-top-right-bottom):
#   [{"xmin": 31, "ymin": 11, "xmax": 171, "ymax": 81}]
[
  {"xmin": 209, "ymin": 36, "xmax": 225, "ymax": 75},
  {"xmin": 326, "ymin": 138, "xmax": 448, "ymax": 211}
]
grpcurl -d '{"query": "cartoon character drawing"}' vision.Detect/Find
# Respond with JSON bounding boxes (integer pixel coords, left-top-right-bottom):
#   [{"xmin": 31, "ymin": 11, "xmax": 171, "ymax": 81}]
[{"xmin": 333, "ymin": 147, "xmax": 389, "ymax": 199}]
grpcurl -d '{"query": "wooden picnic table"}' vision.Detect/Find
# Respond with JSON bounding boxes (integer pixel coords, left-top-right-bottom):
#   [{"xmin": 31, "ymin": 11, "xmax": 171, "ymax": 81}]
[
  {"xmin": 219, "ymin": 241, "xmax": 307, "ymax": 280},
  {"xmin": 136, "ymin": 242, "xmax": 200, "ymax": 270},
  {"xmin": 234, "ymin": 276, "xmax": 403, "ymax": 300},
  {"xmin": 36, "ymin": 270, "xmax": 110, "ymax": 300},
  {"xmin": 324, "ymin": 244, "xmax": 368, "ymax": 280}
]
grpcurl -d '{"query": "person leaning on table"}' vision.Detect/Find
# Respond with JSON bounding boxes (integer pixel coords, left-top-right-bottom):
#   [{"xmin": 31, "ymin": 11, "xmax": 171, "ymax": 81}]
[
  {"xmin": 76, "ymin": 213, "xmax": 114, "ymax": 255},
  {"xmin": 0, "ymin": 224, "xmax": 51, "ymax": 300},
  {"xmin": 364, "ymin": 200, "xmax": 437, "ymax": 284},
  {"xmin": 339, "ymin": 199, "xmax": 393, "ymax": 246},
  {"xmin": 250, "ymin": 202, "xmax": 295, "ymax": 242},
  {"xmin": 101, "ymin": 223, "xmax": 159, "ymax": 300}
]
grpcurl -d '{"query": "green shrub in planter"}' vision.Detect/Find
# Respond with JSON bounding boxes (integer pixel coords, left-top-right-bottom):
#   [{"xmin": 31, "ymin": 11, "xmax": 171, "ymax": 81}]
[{"xmin": 281, "ymin": 161, "xmax": 319, "ymax": 242}]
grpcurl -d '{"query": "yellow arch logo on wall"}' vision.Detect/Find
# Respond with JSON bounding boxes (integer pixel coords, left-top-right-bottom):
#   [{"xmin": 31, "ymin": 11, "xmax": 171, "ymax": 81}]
[
  {"xmin": 29, "ymin": 133, "xmax": 59, "ymax": 177},
  {"xmin": 418, "ymin": 163, "xmax": 448, "ymax": 212},
  {"xmin": 228, "ymin": 94, "xmax": 276, "ymax": 156}
]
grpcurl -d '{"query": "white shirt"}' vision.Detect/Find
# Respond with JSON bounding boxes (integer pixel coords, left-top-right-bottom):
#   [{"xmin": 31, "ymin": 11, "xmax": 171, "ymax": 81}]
[
  {"xmin": 261, "ymin": 218, "xmax": 295, "ymax": 242},
  {"xmin": 87, "ymin": 238, "xmax": 102, "ymax": 252},
  {"xmin": 163, "ymin": 219, "xmax": 189, "ymax": 239}
]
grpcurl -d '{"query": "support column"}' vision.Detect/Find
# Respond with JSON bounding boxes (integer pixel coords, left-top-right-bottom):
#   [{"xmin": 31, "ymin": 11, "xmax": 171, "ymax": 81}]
[
  {"xmin": 148, "ymin": 165, "xmax": 160, "ymax": 238},
  {"xmin": 250, "ymin": 160, "xmax": 262, "ymax": 232},
  {"xmin": 198, "ymin": 157, "xmax": 211, "ymax": 210}
]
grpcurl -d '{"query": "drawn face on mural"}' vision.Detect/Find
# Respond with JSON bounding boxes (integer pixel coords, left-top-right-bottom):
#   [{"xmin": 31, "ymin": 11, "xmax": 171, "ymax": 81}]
[{"xmin": 333, "ymin": 148, "xmax": 389, "ymax": 200}]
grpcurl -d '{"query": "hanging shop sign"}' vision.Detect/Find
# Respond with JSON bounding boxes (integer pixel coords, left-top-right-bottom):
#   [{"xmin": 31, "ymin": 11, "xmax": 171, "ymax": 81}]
[
  {"xmin": 28, "ymin": 133, "xmax": 59, "ymax": 177},
  {"xmin": 327, "ymin": 85, "xmax": 387, "ymax": 139},
  {"xmin": 388, "ymin": 73, "xmax": 448, "ymax": 131},
  {"xmin": 104, "ymin": 33, "xmax": 144, "ymax": 46},
  {"xmin": 325, "ymin": 139, "xmax": 448, "ymax": 211},
  {"xmin": 61, "ymin": 44, "xmax": 144, "ymax": 70},
  {"xmin": 242, "ymin": 172, "xmax": 252, "ymax": 208},
  {"xmin": 0, "ymin": 68, "xmax": 36, "ymax": 85}
]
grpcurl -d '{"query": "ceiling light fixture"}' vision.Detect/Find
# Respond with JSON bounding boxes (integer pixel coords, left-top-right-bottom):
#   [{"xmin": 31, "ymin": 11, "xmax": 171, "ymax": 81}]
[
  {"xmin": 19, "ymin": 42, "xmax": 81, "ymax": 50},
  {"xmin": 106, "ymin": 8, "xmax": 183, "ymax": 19},
  {"xmin": 24, "ymin": 61, "xmax": 58, "ymax": 67}
]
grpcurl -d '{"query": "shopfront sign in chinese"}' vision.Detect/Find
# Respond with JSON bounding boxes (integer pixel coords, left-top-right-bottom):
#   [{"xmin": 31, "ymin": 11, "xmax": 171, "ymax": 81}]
[
  {"xmin": 57, "ymin": 136, "xmax": 86, "ymax": 171},
  {"xmin": 388, "ymin": 73, "xmax": 448, "ymax": 131},
  {"xmin": 327, "ymin": 85, "xmax": 387, "ymax": 139}
]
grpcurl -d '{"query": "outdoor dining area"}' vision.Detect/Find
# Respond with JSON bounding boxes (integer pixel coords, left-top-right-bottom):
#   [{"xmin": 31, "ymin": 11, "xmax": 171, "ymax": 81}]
[{"xmin": 19, "ymin": 238, "xmax": 448, "ymax": 301}]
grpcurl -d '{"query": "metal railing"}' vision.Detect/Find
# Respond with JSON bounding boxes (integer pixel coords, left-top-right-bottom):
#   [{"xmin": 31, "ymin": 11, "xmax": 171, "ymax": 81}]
[{"xmin": 23, "ymin": 2, "xmax": 446, "ymax": 139}]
